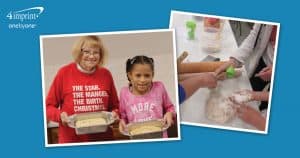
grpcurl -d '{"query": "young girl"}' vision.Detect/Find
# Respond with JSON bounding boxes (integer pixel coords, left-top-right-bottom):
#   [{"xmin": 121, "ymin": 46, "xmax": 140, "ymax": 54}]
[{"xmin": 119, "ymin": 55, "xmax": 176, "ymax": 137}]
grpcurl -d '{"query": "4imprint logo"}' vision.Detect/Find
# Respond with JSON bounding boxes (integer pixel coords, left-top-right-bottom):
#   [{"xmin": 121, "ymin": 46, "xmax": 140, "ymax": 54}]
[
  {"xmin": 7, "ymin": 7, "xmax": 44, "ymax": 21},
  {"xmin": 6, "ymin": 6, "xmax": 44, "ymax": 29}
]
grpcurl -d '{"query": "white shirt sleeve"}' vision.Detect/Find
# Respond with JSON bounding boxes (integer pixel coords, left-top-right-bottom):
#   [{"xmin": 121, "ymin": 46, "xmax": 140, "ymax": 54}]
[{"xmin": 230, "ymin": 23, "xmax": 262, "ymax": 64}]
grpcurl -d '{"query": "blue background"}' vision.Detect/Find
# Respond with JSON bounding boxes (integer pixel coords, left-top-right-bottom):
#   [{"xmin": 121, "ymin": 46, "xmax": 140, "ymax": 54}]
[{"xmin": 1, "ymin": 0, "xmax": 298, "ymax": 157}]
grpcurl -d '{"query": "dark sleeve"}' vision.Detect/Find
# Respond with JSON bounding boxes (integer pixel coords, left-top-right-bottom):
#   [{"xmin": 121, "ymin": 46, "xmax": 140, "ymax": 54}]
[{"xmin": 178, "ymin": 84, "xmax": 186, "ymax": 105}]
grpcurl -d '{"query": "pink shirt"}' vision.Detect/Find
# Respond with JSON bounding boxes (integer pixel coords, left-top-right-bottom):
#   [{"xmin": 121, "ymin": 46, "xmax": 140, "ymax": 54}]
[{"xmin": 119, "ymin": 81, "xmax": 175, "ymax": 124}]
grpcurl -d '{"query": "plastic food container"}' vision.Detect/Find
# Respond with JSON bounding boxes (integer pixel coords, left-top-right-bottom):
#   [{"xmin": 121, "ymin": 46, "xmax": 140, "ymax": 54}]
[
  {"xmin": 68, "ymin": 111, "xmax": 115, "ymax": 135},
  {"xmin": 121, "ymin": 119, "xmax": 169, "ymax": 139},
  {"xmin": 201, "ymin": 17, "xmax": 223, "ymax": 53}
]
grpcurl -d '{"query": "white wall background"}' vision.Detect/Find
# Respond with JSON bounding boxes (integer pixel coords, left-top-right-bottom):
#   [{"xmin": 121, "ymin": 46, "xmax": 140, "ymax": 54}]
[{"xmin": 41, "ymin": 30, "xmax": 177, "ymax": 104}]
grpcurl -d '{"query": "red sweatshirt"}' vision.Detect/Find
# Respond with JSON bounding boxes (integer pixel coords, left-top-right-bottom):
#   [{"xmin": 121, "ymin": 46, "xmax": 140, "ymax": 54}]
[{"xmin": 46, "ymin": 63, "xmax": 119, "ymax": 143}]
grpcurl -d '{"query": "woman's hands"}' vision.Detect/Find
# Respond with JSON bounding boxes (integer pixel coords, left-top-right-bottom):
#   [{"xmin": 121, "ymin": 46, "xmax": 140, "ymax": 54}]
[
  {"xmin": 229, "ymin": 91, "xmax": 267, "ymax": 131},
  {"xmin": 235, "ymin": 104, "xmax": 266, "ymax": 131},
  {"xmin": 230, "ymin": 90, "xmax": 269, "ymax": 103},
  {"xmin": 60, "ymin": 112, "xmax": 69, "ymax": 126},
  {"xmin": 214, "ymin": 58, "xmax": 242, "ymax": 80},
  {"xmin": 214, "ymin": 58, "xmax": 237, "ymax": 76},
  {"xmin": 229, "ymin": 90, "xmax": 253, "ymax": 104},
  {"xmin": 255, "ymin": 65, "xmax": 273, "ymax": 81}
]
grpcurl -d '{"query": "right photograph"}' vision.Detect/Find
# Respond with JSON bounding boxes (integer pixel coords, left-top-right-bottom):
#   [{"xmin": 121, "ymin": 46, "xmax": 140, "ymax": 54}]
[{"xmin": 170, "ymin": 10, "xmax": 280, "ymax": 133}]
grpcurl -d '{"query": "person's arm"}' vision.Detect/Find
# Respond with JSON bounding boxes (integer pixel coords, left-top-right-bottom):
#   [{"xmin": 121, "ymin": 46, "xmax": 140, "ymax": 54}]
[
  {"xmin": 108, "ymin": 71, "xmax": 120, "ymax": 119},
  {"xmin": 179, "ymin": 73, "xmax": 202, "ymax": 81},
  {"xmin": 251, "ymin": 91, "xmax": 269, "ymax": 102},
  {"xmin": 160, "ymin": 82, "xmax": 175, "ymax": 127},
  {"xmin": 118, "ymin": 89, "xmax": 128, "ymax": 133},
  {"xmin": 231, "ymin": 23, "xmax": 262, "ymax": 64},
  {"xmin": 214, "ymin": 24, "xmax": 261, "ymax": 76},
  {"xmin": 46, "ymin": 70, "xmax": 64, "ymax": 123},
  {"xmin": 161, "ymin": 82, "xmax": 176, "ymax": 114},
  {"xmin": 179, "ymin": 73, "xmax": 217, "ymax": 101},
  {"xmin": 230, "ymin": 90, "xmax": 269, "ymax": 103},
  {"xmin": 237, "ymin": 105, "xmax": 266, "ymax": 131},
  {"xmin": 255, "ymin": 65, "xmax": 273, "ymax": 81}
]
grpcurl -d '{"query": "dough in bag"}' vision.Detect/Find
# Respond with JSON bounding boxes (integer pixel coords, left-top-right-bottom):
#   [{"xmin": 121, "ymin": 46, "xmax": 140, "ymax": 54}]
[{"xmin": 206, "ymin": 90, "xmax": 236, "ymax": 123}]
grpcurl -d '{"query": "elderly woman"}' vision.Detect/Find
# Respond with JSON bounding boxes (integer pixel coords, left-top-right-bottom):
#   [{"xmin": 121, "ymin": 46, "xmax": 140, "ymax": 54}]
[{"xmin": 46, "ymin": 36, "xmax": 119, "ymax": 143}]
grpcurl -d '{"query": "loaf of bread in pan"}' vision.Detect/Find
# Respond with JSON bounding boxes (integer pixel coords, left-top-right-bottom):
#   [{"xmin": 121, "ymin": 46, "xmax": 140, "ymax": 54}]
[
  {"xmin": 130, "ymin": 126, "xmax": 162, "ymax": 135},
  {"xmin": 75, "ymin": 117, "xmax": 106, "ymax": 128}
]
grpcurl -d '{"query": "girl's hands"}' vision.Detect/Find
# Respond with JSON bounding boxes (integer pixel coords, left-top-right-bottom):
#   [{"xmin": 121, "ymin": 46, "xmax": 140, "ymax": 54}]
[
  {"xmin": 236, "ymin": 104, "xmax": 266, "ymax": 131},
  {"xmin": 163, "ymin": 112, "xmax": 174, "ymax": 127},
  {"xmin": 111, "ymin": 111, "xmax": 119, "ymax": 120},
  {"xmin": 119, "ymin": 119, "xmax": 127, "ymax": 133}
]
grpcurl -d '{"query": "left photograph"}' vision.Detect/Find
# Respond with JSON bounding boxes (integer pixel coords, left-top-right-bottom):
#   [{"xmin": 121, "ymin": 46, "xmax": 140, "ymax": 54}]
[{"xmin": 40, "ymin": 29, "xmax": 180, "ymax": 147}]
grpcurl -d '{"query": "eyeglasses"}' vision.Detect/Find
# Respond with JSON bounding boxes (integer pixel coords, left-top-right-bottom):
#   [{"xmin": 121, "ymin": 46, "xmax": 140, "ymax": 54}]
[{"xmin": 81, "ymin": 48, "xmax": 100, "ymax": 56}]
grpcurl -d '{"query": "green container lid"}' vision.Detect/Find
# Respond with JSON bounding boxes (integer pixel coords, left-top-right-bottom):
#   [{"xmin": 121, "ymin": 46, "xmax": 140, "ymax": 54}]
[
  {"xmin": 186, "ymin": 21, "xmax": 196, "ymax": 29},
  {"xmin": 226, "ymin": 66, "xmax": 235, "ymax": 78},
  {"xmin": 186, "ymin": 21, "xmax": 196, "ymax": 40}
]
